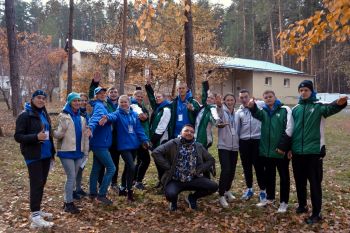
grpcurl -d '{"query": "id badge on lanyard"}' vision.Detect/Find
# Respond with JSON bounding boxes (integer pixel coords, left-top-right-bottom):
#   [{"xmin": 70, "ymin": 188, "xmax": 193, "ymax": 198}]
[
  {"xmin": 44, "ymin": 130, "xmax": 50, "ymax": 140},
  {"xmin": 128, "ymin": 125, "xmax": 134, "ymax": 134}
]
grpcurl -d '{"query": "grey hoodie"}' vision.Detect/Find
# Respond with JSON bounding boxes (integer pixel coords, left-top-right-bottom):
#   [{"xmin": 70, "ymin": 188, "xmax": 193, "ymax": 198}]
[
  {"xmin": 236, "ymin": 101, "xmax": 264, "ymax": 140},
  {"xmin": 216, "ymin": 104, "xmax": 239, "ymax": 151}
]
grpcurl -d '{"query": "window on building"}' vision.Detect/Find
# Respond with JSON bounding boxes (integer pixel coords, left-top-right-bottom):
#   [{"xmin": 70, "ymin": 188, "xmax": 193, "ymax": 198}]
[
  {"xmin": 284, "ymin": 78, "xmax": 290, "ymax": 88},
  {"xmin": 265, "ymin": 77, "xmax": 272, "ymax": 86}
]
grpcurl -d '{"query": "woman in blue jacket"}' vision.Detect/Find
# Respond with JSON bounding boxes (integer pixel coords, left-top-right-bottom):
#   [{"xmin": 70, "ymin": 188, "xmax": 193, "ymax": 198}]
[
  {"xmin": 99, "ymin": 95, "xmax": 149, "ymax": 202},
  {"xmin": 87, "ymin": 87, "xmax": 116, "ymax": 205},
  {"xmin": 14, "ymin": 90, "xmax": 55, "ymax": 229}
]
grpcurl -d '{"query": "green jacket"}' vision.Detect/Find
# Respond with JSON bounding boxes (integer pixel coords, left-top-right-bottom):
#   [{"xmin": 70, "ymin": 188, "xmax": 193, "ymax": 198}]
[
  {"xmin": 195, "ymin": 81, "xmax": 219, "ymax": 148},
  {"xmin": 168, "ymin": 91, "xmax": 200, "ymax": 139},
  {"xmin": 145, "ymin": 84, "xmax": 171, "ymax": 146},
  {"xmin": 131, "ymin": 98, "xmax": 150, "ymax": 139},
  {"xmin": 291, "ymin": 97, "xmax": 347, "ymax": 155},
  {"xmin": 250, "ymin": 100, "xmax": 293, "ymax": 159}
]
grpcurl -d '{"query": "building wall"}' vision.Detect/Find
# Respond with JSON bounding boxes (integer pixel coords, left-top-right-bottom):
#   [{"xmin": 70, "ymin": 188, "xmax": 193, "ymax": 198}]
[{"xmin": 252, "ymin": 71, "xmax": 314, "ymax": 105}]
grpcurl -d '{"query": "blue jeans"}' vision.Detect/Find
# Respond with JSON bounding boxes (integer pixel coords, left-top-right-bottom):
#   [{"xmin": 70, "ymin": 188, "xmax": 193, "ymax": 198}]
[
  {"xmin": 60, "ymin": 157, "xmax": 83, "ymax": 202},
  {"xmin": 89, "ymin": 149, "xmax": 116, "ymax": 196},
  {"xmin": 120, "ymin": 150, "xmax": 136, "ymax": 190}
]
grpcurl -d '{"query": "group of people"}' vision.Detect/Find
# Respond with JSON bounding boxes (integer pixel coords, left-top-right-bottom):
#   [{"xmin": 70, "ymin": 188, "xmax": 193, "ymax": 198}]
[{"xmin": 15, "ymin": 74, "xmax": 348, "ymax": 229}]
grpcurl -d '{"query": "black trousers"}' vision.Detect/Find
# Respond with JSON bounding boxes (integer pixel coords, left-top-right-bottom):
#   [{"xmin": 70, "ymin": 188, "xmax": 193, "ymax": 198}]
[
  {"xmin": 98, "ymin": 148, "xmax": 120, "ymax": 186},
  {"xmin": 165, "ymin": 177, "xmax": 218, "ymax": 203},
  {"xmin": 218, "ymin": 149, "xmax": 238, "ymax": 196},
  {"xmin": 27, "ymin": 158, "xmax": 51, "ymax": 212},
  {"xmin": 265, "ymin": 157, "xmax": 290, "ymax": 203},
  {"xmin": 153, "ymin": 140, "xmax": 168, "ymax": 184},
  {"xmin": 239, "ymin": 139, "xmax": 266, "ymax": 190},
  {"xmin": 134, "ymin": 146, "xmax": 151, "ymax": 182},
  {"xmin": 292, "ymin": 154, "xmax": 323, "ymax": 216}
]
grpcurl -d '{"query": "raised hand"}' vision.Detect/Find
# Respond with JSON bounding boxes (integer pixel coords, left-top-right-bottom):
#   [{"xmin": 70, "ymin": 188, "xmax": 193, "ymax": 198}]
[
  {"xmin": 99, "ymin": 115, "xmax": 108, "ymax": 126},
  {"xmin": 93, "ymin": 71, "xmax": 102, "ymax": 83},
  {"xmin": 247, "ymin": 98, "xmax": 256, "ymax": 109},
  {"xmin": 337, "ymin": 96, "xmax": 348, "ymax": 106}
]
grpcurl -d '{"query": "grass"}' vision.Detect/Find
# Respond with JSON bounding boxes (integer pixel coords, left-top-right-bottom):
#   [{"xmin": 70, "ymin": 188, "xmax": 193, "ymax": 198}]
[{"xmin": 0, "ymin": 106, "xmax": 349, "ymax": 232}]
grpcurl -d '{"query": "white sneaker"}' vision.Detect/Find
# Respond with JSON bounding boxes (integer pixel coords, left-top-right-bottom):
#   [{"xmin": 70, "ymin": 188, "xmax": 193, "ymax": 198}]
[
  {"xmin": 256, "ymin": 199, "xmax": 267, "ymax": 207},
  {"xmin": 30, "ymin": 216, "xmax": 54, "ymax": 229},
  {"xmin": 224, "ymin": 191, "xmax": 236, "ymax": 202},
  {"xmin": 277, "ymin": 202, "xmax": 288, "ymax": 213},
  {"xmin": 219, "ymin": 196, "xmax": 229, "ymax": 208},
  {"xmin": 39, "ymin": 211, "xmax": 53, "ymax": 220}
]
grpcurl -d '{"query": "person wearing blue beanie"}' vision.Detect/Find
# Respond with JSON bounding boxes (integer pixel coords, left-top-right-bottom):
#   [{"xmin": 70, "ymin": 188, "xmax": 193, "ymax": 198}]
[
  {"xmin": 53, "ymin": 92, "xmax": 89, "ymax": 214},
  {"xmin": 14, "ymin": 90, "xmax": 55, "ymax": 228}
]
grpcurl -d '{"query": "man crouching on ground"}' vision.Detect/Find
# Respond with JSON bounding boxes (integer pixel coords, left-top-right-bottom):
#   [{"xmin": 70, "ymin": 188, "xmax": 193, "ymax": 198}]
[{"xmin": 152, "ymin": 124, "xmax": 218, "ymax": 211}]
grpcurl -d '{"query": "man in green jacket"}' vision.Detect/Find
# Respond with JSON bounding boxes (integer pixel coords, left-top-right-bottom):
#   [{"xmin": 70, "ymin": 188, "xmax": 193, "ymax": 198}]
[
  {"xmin": 248, "ymin": 90, "xmax": 293, "ymax": 213},
  {"xmin": 291, "ymin": 80, "xmax": 348, "ymax": 224}
]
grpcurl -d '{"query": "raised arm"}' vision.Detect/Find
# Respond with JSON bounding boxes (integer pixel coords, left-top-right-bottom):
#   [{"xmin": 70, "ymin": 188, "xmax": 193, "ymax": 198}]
[
  {"xmin": 145, "ymin": 84, "xmax": 157, "ymax": 111},
  {"xmin": 320, "ymin": 96, "xmax": 348, "ymax": 118}
]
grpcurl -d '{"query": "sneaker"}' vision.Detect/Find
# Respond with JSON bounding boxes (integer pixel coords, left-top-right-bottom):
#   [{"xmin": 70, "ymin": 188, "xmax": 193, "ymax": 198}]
[
  {"xmin": 259, "ymin": 190, "xmax": 267, "ymax": 202},
  {"xmin": 76, "ymin": 189, "xmax": 88, "ymax": 197},
  {"xmin": 277, "ymin": 202, "xmax": 288, "ymax": 213},
  {"xmin": 256, "ymin": 191, "xmax": 267, "ymax": 207},
  {"xmin": 296, "ymin": 205, "xmax": 309, "ymax": 214},
  {"xmin": 63, "ymin": 202, "xmax": 80, "ymax": 214},
  {"xmin": 134, "ymin": 182, "xmax": 145, "ymax": 190},
  {"xmin": 38, "ymin": 211, "xmax": 53, "ymax": 220},
  {"xmin": 219, "ymin": 196, "xmax": 229, "ymax": 208},
  {"xmin": 224, "ymin": 191, "xmax": 236, "ymax": 202},
  {"xmin": 127, "ymin": 190, "xmax": 135, "ymax": 202},
  {"xmin": 30, "ymin": 216, "xmax": 54, "ymax": 229},
  {"xmin": 119, "ymin": 187, "xmax": 127, "ymax": 196},
  {"xmin": 305, "ymin": 214, "xmax": 322, "ymax": 224},
  {"xmin": 241, "ymin": 188, "xmax": 254, "ymax": 201},
  {"xmin": 266, "ymin": 199, "xmax": 275, "ymax": 205},
  {"xmin": 73, "ymin": 191, "xmax": 81, "ymax": 200},
  {"xmin": 169, "ymin": 202, "xmax": 177, "ymax": 211},
  {"xmin": 96, "ymin": 196, "xmax": 113, "ymax": 205},
  {"xmin": 185, "ymin": 194, "xmax": 197, "ymax": 210}
]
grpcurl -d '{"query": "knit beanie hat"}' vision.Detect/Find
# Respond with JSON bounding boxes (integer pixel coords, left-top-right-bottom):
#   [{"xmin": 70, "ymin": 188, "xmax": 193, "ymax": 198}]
[
  {"xmin": 67, "ymin": 92, "xmax": 81, "ymax": 104},
  {"xmin": 32, "ymin": 90, "xmax": 47, "ymax": 98},
  {"xmin": 298, "ymin": 80, "xmax": 314, "ymax": 92}
]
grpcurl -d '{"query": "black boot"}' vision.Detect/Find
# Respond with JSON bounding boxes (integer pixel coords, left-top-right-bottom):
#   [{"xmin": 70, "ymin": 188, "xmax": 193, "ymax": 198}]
[
  {"xmin": 64, "ymin": 202, "xmax": 80, "ymax": 214},
  {"xmin": 127, "ymin": 190, "xmax": 135, "ymax": 202}
]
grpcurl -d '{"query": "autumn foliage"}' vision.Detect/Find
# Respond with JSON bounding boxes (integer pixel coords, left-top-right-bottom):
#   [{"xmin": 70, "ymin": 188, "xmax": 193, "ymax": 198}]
[{"xmin": 277, "ymin": 0, "xmax": 350, "ymax": 62}]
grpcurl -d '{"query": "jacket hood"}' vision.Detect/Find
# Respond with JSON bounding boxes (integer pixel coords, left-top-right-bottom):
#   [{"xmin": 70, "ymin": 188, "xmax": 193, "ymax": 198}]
[
  {"xmin": 177, "ymin": 89, "xmax": 193, "ymax": 102},
  {"xmin": 298, "ymin": 92, "xmax": 318, "ymax": 104},
  {"xmin": 263, "ymin": 99, "xmax": 282, "ymax": 115},
  {"xmin": 62, "ymin": 102, "xmax": 80, "ymax": 116},
  {"xmin": 24, "ymin": 102, "xmax": 43, "ymax": 114}
]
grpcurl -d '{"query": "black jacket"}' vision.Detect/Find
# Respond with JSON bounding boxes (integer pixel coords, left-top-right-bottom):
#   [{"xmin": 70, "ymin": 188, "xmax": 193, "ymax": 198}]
[
  {"xmin": 151, "ymin": 138, "xmax": 215, "ymax": 186},
  {"xmin": 14, "ymin": 108, "xmax": 55, "ymax": 160}
]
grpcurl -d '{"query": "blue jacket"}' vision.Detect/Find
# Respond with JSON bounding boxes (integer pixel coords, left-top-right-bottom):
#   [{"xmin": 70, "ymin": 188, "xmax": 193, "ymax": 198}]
[
  {"xmin": 107, "ymin": 107, "xmax": 149, "ymax": 151},
  {"xmin": 88, "ymin": 100, "xmax": 112, "ymax": 150}
]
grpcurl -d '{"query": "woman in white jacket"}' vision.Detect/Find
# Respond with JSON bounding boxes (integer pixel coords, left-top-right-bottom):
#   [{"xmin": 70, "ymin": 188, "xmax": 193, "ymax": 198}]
[
  {"xmin": 54, "ymin": 92, "xmax": 89, "ymax": 214},
  {"xmin": 216, "ymin": 93, "xmax": 240, "ymax": 208}
]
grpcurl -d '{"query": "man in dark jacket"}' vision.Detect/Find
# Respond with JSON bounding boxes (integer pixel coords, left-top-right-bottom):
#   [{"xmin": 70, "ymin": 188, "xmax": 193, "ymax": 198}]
[{"xmin": 152, "ymin": 124, "xmax": 218, "ymax": 211}]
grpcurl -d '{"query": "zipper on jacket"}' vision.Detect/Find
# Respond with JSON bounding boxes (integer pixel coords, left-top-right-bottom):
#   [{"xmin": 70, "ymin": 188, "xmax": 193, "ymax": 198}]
[
  {"xmin": 268, "ymin": 116, "xmax": 271, "ymax": 157},
  {"xmin": 301, "ymin": 104, "xmax": 305, "ymax": 153}
]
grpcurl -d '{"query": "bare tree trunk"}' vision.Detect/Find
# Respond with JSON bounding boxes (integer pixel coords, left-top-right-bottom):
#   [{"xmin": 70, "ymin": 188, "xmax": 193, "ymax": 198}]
[
  {"xmin": 67, "ymin": 0, "xmax": 74, "ymax": 95},
  {"xmin": 184, "ymin": 0, "xmax": 196, "ymax": 95},
  {"xmin": 269, "ymin": 17, "xmax": 276, "ymax": 63},
  {"xmin": 242, "ymin": 0, "xmax": 246, "ymax": 57},
  {"xmin": 5, "ymin": 0, "xmax": 22, "ymax": 116},
  {"xmin": 119, "ymin": 0, "xmax": 127, "ymax": 94},
  {"xmin": 252, "ymin": 14, "xmax": 255, "ymax": 59},
  {"xmin": 278, "ymin": 0, "xmax": 284, "ymax": 65}
]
